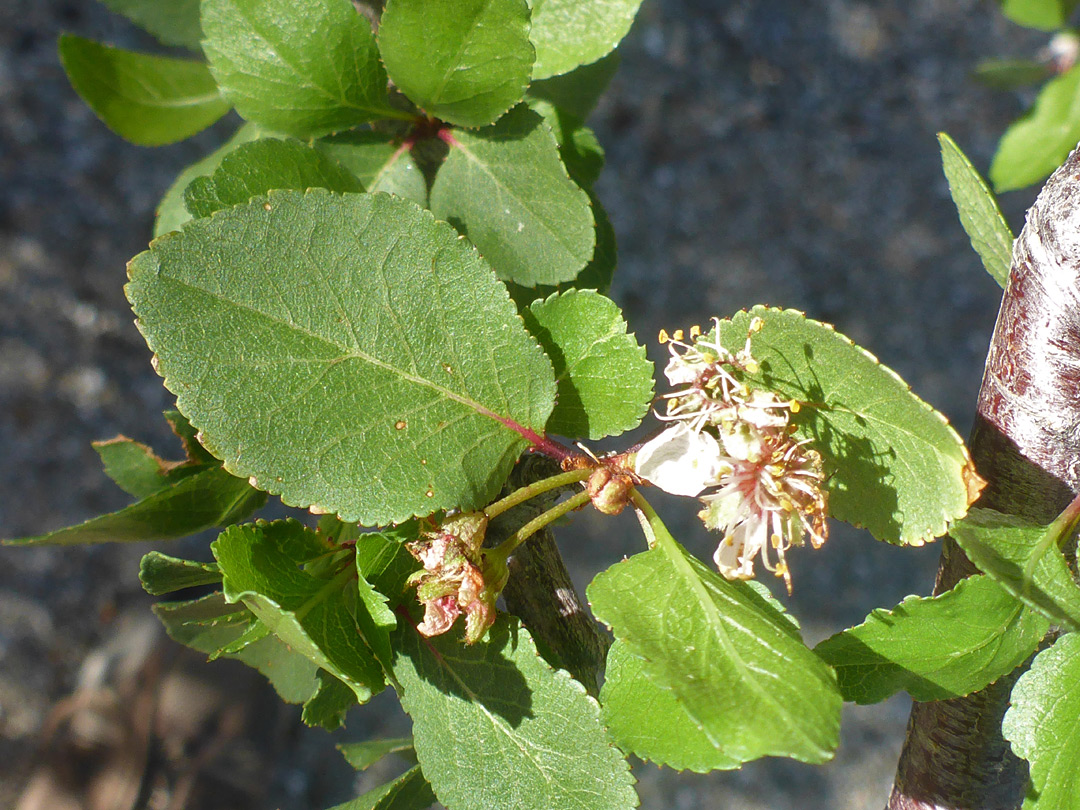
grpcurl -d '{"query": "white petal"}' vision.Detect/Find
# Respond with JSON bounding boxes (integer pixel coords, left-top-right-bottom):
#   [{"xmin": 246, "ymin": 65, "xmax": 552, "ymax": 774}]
[{"xmin": 635, "ymin": 423, "xmax": 723, "ymax": 497}]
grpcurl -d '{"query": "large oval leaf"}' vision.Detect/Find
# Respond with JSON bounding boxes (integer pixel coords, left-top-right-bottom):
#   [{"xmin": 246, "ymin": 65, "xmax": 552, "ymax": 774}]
[
  {"xmin": 712, "ymin": 307, "xmax": 982, "ymax": 545},
  {"xmin": 127, "ymin": 189, "xmax": 556, "ymax": 525},
  {"xmin": 58, "ymin": 34, "xmax": 230, "ymax": 146},
  {"xmin": 377, "ymin": 0, "xmax": 534, "ymax": 127},
  {"xmin": 201, "ymin": 0, "xmax": 399, "ymax": 137},
  {"xmin": 587, "ymin": 511, "xmax": 841, "ymax": 765},
  {"xmin": 529, "ymin": 0, "xmax": 643, "ymax": 80},
  {"xmin": 393, "ymin": 618, "xmax": 637, "ymax": 810},
  {"xmin": 990, "ymin": 64, "xmax": 1080, "ymax": 192},
  {"xmin": 430, "ymin": 105, "xmax": 595, "ymax": 286},
  {"xmin": 814, "ymin": 574, "xmax": 1047, "ymax": 704},
  {"xmin": 1002, "ymin": 633, "xmax": 1080, "ymax": 810}
]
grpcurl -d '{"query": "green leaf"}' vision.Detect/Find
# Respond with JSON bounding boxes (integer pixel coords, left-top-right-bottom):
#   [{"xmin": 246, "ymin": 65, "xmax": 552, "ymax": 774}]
[
  {"xmin": 213, "ymin": 520, "xmax": 387, "ymax": 703},
  {"xmin": 302, "ymin": 670, "xmax": 358, "ymax": 730},
  {"xmin": 3, "ymin": 465, "xmax": 265, "ymax": 546},
  {"xmin": 587, "ymin": 508, "xmax": 841, "ymax": 765},
  {"xmin": 431, "ymin": 105, "xmax": 595, "ymax": 286},
  {"xmin": 392, "ymin": 618, "xmax": 637, "ymax": 810},
  {"xmin": 93, "ymin": 436, "xmax": 178, "ymax": 498},
  {"xmin": 163, "ymin": 409, "xmax": 217, "ymax": 464},
  {"xmin": 139, "ymin": 551, "xmax": 222, "ymax": 595},
  {"xmin": 528, "ymin": 52, "xmax": 620, "ymax": 121},
  {"xmin": 184, "ymin": 138, "xmax": 363, "ymax": 218},
  {"xmin": 58, "ymin": 34, "xmax": 230, "ymax": 146},
  {"xmin": 153, "ymin": 592, "xmax": 321, "ymax": 703},
  {"xmin": 528, "ymin": 98, "xmax": 605, "ymax": 188},
  {"xmin": 991, "ymin": 64, "xmax": 1080, "ymax": 192},
  {"xmin": 951, "ymin": 508, "xmax": 1080, "ymax": 631},
  {"xmin": 814, "ymin": 575, "xmax": 1047, "ymax": 704},
  {"xmin": 154, "ymin": 124, "xmax": 271, "ymax": 237},
  {"xmin": 100, "ymin": 0, "xmax": 202, "ymax": 50},
  {"xmin": 601, "ymin": 639, "xmax": 743, "ymax": 773},
  {"xmin": 317, "ymin": 132, "xmax": 427, "ymax": 207},
  {"xmin": 328, "ymin": 765, "xmax": 436, "ymax": 810},
  {"xmin": 1003, "ymin": 634, "xmax": 1080, "ymax": 809},
  {"xmin": 127, "ymin": 189, "xmax": 556, "ymax": 525},
  {"xmin": 377, "ymin": 0, "xmax": 534, "ymax": 127},
  {"xmin": 998, "ymin": 0, "xmax": 1080, "ymax": 30},
  {"xmin": 938, "ymin": 133, "xmax": 1014, "ymax": 289},
  {"xmin": 522, "ymin": 290, "xmax": 652, "ymax": 439},
  {"xmin": 711, "ymin": 307, "xmax": 981, "ymax": 545},
  {"xmin": 201, "ymin": 0, "xmax": 398, "ymax": 138},
  {"xmin": 338, "ymin": 738, "xmax": 416, "ymax": 771},
  {"xmin": 529, "ymin": 0, "xmax": 643, "ymax": 80},
  {"xmin": 973, "ymin": 59, "xmax": 1051, "ymax": 90},
  {"xmin": 506, "ymin": 190, "xmax": 617, "ymax": 308}
]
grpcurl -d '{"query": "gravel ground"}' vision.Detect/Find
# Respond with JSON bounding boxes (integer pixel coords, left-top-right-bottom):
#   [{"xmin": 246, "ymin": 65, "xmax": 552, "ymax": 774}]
[{"xmin": 0, "ymin": 1, "xmax": 1051, "ymax": 808}]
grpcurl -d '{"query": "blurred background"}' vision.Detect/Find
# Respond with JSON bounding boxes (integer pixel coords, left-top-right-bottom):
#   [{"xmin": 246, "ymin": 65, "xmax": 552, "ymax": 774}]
[{"xmin": 0, "ymin": 0, "xmax": 1050, "ymax": 807}]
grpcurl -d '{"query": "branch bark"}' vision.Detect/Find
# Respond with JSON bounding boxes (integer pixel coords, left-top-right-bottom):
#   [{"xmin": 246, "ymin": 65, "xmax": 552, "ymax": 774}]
[
  {"xmin": 486, "ymin": 455, "xmax": 609, "ymax": 695},
  {"xmin": 888, "ymin": 147, "xmax": 1080, "ymax": 809}
]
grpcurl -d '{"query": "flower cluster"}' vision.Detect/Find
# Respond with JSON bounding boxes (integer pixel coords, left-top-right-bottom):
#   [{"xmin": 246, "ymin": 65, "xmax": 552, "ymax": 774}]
[
  {"xmin": 405, "ymin": 512, "xmax": 508, "ymax": 644},
  {"xmin": 634, "ymin": 318, "xmax": 828, "ymax": 592}
]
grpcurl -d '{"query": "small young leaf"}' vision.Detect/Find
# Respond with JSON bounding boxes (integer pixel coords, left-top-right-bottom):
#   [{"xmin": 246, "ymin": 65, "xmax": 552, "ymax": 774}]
[
  {"xmin": 814, "ymin": 575, "xmax": 1047, "ymax": 704},
  {"xmin": 523, "ymin": 289, "xmax": 653, "ymax": 439},
  {"xmin": 155, "ymin": 124, "xmax": 273, "ymax": 236},
  {"xmin": 139, "ymin": 551, "xmax": 222, "ymax": 595},
  {"xmin": 1002, "ymin": 633, "xmax": 1080, "ymax": 809},
  {"xmin": 184, "ymin": 138, "xmax": 363, "ymax": 218},
  {"xmin": 990, "ymin": 64, "xmax": 1080, "ymax": 192},
  {"xmin": 377, "ymin": 0, "xmax": 534, "ymax": 127},
  {"xmin": 93, "ymin": 436, "xmax": 178, "ymax": 498},
  {"xmin": 712, "ymin": 307, "xmax": 982, "ymax": 546},
  {"xmin": 529, "ymin": 0, "xmax": 643, "ymax": 80},
  {"xmin": 951, "ymin": 507, "xmax": 1080, "ymax": 631},
  {"xmin": 2, "ymin": 466, "xmax": 265, "ymax": 546},
  {"xmin": 328, "ymin": 765, "xmax": 436, "ymax": 810},
  {"xmin": 100, "ymin": 0, "xmax": 202, "ymax": 50},
  {"xmin": 128, "ymin": 190, "xmax": 556, "ymax": 525},
  {"xmin": 587, "ymin": 514, "xmax": 841, "ymax": 765},
  {"xmin": 431, "ymin": 105, "xmax": 595, "ymax": 286},
  {"xmin": 972, "ymin": 59, "xmax": 1051, "ymax": 90},
  {"xmin": 302, "ymin": 670, "xmax": 358, "ymax": 730},
  {"xmin": 317, "ymin": 132, "xmax": 427, "ymax": 206},
  {"xmin": 998, "ymin": 0, "xmax": 1080, "ymax": 30},
  {"xmin": 213, "ymin": 520, "xmax": 387, "ymax": 703},
  {"xmin": 154, "ymin": 592, "xmax": 321, "ymax": 704},
  {"xmin": 506, "ymin": 190, "xmax": 617, "ymax": 308},
  {"xmin": 601, "ymin": 639, "xmax": 743, "ymax": 773},
  {"xmin": 201, "ymin": 0, "xmax": 398, "ymax": 137},
  {"xmin": 528, "ymin": 98, "xmax": 605, "ymax": 188},
  {"xmin": 528, "ymin": 53, "xmax": 620, "ymax": 122},
  {"xmin": 58, "ymin": 34, "xmax": 230, "ymax": 146},
  {"xmin": 163, "ymin": 409, "xmax": 217, "ymax": 464},
  {"xmin": 338, "ymin": 738, "xmax": 416, "ymax": 771},
  {"xmin": 393, "ymin": 618, "xmax": 637, "ymax": 810},
  {"xmin": 938, "ymin": 132, "xmax": 1014, "ymax": 289}
]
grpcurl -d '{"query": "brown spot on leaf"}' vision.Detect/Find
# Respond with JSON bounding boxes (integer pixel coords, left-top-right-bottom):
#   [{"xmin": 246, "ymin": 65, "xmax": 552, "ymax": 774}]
[{"xmin": 395, "ymin": 420, "xmax": 406, "ymax": 430}]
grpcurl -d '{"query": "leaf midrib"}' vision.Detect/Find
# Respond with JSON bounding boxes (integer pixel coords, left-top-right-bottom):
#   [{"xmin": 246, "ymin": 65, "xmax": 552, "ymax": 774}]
[{"xmin": 154, "ymin": 272, "xmax": 519, "ymax": 431}]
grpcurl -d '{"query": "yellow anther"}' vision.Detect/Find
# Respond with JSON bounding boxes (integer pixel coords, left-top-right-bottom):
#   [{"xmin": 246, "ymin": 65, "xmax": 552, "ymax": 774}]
[
  {"xmin": 749, "ymin": 317, "xmax": 764, "ymax": 333},
  {"xmin": 690, "ymin": 324, "xmax": 702, "ymax": 338},
  {"xmin": 658, "ymin": 328, "xmax": 670, "ymax": 344},
  {"xmin": 672, "ymin": 328, "xmax": 685, "ymax": 341},
  {"xmin": 789, "ymin": 400, "xmax": 801, "ymax": 413},
  {"xmin": 744, "ymin": 359, "xmax": 759, "ymax": 373}
]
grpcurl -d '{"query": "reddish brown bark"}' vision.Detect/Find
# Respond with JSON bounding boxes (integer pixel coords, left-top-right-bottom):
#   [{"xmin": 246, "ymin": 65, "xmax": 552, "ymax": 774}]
[{"xmin": 887, "ymin": 148, "xmax": 1080, "ymax": 809}]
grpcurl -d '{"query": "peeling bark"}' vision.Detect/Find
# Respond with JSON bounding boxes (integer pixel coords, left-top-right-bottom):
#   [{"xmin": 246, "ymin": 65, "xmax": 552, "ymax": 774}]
[{"xmin": 888, "ymin": 147, "xmax": 1080, "ymax": 809}]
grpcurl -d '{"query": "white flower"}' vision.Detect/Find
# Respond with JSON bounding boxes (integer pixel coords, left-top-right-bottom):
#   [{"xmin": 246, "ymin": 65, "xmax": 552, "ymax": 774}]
[{"xmin": 634, "ymin": 423, "xmax": 727, "ymax": 497}]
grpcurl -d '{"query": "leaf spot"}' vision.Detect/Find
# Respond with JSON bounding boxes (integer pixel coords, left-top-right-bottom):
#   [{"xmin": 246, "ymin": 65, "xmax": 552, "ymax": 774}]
[{"xmin": 395, "ymin": 420, "xmax": 407, "ymax": 430}]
